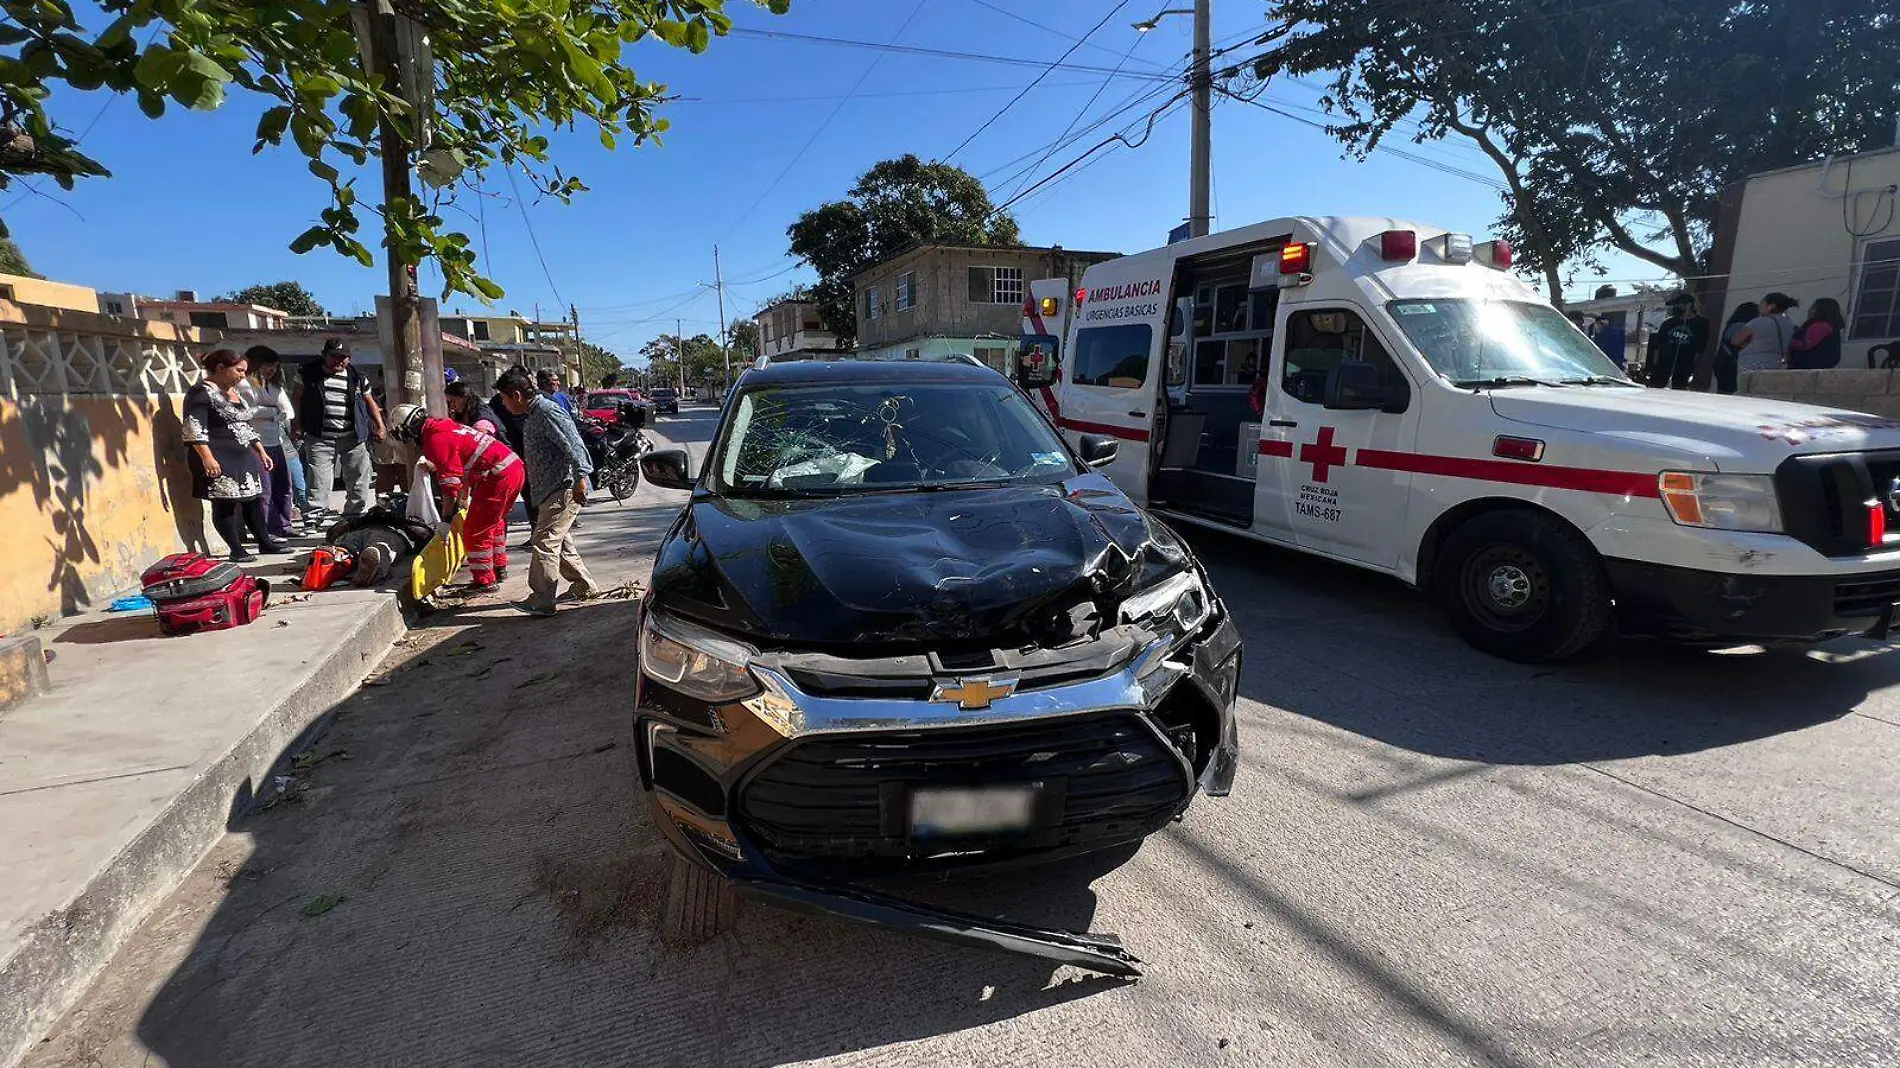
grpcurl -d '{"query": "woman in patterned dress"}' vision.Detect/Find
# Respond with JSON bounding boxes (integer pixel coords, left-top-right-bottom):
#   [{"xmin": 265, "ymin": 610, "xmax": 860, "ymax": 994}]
[{"xmin": 184, "ymin": 349, "xmax": 282, "ymax": 561}]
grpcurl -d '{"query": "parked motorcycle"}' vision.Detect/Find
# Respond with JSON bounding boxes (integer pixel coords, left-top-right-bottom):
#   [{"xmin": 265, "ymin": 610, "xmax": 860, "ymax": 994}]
[{"xmin": 576, "ymin": 402, "xmax": 651, "ymax": 502}]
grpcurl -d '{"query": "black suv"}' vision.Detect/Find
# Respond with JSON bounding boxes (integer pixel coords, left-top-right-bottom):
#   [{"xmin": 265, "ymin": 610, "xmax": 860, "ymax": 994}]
[{"xmin": 635, "ymin": 359, "xmax": 1240, "ymax": 974}]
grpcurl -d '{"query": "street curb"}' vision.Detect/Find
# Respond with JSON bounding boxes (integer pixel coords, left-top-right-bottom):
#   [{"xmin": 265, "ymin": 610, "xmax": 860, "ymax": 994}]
[{"xmin": 0, "ymin": 596, "xmax": 408, "ymax": 1068}]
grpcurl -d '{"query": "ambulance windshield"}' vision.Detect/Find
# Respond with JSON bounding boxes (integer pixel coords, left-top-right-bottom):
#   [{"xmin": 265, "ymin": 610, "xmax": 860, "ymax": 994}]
[{"xmin": 1387, "ymin": 300, "xmax": 1632, "ymax": 387}]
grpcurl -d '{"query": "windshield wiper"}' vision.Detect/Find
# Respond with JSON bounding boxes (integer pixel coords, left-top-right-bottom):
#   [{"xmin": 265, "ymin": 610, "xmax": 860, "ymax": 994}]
[
  {"xmin": 1556, "ymin": 375, "xmax": 1639, "ymax": 387},
  {"xmin": 1452, "ymin": 375, "xmax": 1565, "ymax": 390}
]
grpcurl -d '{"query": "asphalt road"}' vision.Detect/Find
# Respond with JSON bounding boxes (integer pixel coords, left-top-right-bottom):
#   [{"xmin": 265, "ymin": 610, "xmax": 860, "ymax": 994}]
[{"xmin": 24, "ymin": 403, "xmax": 1900, "ymax": 1068}]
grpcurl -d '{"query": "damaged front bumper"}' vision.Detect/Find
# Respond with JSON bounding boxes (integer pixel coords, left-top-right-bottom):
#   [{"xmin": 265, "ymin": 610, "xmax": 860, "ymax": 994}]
[{"xmin": 633, "ymin": 601, "xmax": 1242, "ymax": 976}]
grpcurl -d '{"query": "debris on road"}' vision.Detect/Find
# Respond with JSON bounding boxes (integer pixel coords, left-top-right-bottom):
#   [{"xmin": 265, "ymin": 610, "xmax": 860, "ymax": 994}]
[{"xmin": 300, "ymin": 892, "xmax": 345, "ymax": 918}]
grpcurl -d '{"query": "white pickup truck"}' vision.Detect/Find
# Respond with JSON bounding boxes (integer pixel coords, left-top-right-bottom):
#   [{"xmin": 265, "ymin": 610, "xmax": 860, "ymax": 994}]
[{"xmin": 1016, "ymin": 215, "xmax": 1900, "ymax": 661}]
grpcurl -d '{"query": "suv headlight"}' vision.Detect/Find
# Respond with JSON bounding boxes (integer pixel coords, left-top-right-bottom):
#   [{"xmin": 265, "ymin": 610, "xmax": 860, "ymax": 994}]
[
  {"xmin": 1119, "ymin": 569, "xmax": 1213, "ymax": 636},
  {"xmin": 1658, "ymin": 472, "xmax": 1783, "ymax": 533},
  {"xmin": 640, "ymin": 609, "xmax": 759, "ymax": 702}
]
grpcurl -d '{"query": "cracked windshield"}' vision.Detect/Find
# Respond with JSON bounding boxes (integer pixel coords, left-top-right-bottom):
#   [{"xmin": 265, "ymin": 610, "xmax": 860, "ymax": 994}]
[{"xmin": 716, "ymin": 382, "xmax": 1075, "ymax": 494}]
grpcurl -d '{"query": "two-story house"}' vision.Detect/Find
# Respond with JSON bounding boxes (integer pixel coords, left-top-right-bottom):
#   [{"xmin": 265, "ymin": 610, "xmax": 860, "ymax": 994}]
[
  {"xmin": 851, "ymin": 244, "xmax": 1118, "ymax": 370},
  {"xmin": 754, "ymin": 296, "xmax": 836, "ymax": 360}
]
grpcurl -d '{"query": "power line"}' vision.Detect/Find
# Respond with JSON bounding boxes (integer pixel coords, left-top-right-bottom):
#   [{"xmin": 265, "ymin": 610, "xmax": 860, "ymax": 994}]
[
  {"xmin": 726, "ymin": 26, "xmax": 1176, "ymax": 82},
  {"xmin": 503, "ymin": 166, "xmax": 567, "ymax": 311},
  {"xmin": 1218, "ymin": 88, "xmax": 1505, "ymax": 189},
  {"xmin": 1003, "ymin": 29, "xmax": 1151, "ymax": 202},
  {"xmin": 985, "ymin": 85, "xmax": 1196, "ymax": 223},
  {"xmin": 718, "ymin": 0, "xmax": 928, "ymax": 243},
  {"xmin": 944, "ymin": 0, "xmax": 1132, "ymax": 164},
  {"xmin": 669, "ymin": 80, "xmax": 1107, "ymax": 104},
  {"xmin": 958, "ymin": 0, "xmax": 1173, "ymax": 73}
]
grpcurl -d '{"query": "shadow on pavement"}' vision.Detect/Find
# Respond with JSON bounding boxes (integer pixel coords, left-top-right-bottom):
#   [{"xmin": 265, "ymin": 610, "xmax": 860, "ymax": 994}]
[
  {"xmin": 120, "ymin": 593, "xmax": 1120, "ymax": 1068},
  {"xmin": 1180, "ymin": 525, "xmax": 1887, "ymax": 765}
]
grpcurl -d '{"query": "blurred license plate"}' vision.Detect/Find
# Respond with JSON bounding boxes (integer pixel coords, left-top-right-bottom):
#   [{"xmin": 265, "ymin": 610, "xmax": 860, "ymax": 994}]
[{"xmin": 909, "ymin": 786, "xmax": 1038, "ymax": 837}]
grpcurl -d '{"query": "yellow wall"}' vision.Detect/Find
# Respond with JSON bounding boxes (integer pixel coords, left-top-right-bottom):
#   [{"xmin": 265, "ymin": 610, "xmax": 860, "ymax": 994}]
[
  {"xmin": 0, "ymin": 393, "xmax": 203, "ymax": 631},
  {"xmin": 0, "ymin": 273, "xmax": 100, "ymax": 313}
]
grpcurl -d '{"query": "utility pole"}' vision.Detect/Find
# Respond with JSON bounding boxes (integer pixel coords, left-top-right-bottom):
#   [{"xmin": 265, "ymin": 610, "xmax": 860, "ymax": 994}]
[
  {"xmin": 712, "ymin": 245, "xmax": 732, "ymax": 389},
  {"xmin": 1189, "ymin": 0, "xmax": 1212, "ymax": 238},
  {"xmin": 365, "ymin": 0, "xmax": 427, "ymax": 411},
  {"xmin": 569, "ymin": 302, "xmax": 583, "ymax": 386},
  {"xmin": 676, "ymin": 317, "xmax": 686, "ymax": 396}
]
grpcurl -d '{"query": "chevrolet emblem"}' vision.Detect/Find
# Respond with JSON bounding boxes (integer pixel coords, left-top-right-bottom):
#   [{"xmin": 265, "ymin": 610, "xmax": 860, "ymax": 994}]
[{"xmin": 930, "ymin": 675, "xmax": 1019, "ymax": 710}]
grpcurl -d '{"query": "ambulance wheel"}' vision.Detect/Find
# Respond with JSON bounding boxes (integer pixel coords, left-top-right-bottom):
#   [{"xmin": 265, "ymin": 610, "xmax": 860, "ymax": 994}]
[{"xmin": 1435, "ymin": 510, "xmax": 1611, "ymax": 662}]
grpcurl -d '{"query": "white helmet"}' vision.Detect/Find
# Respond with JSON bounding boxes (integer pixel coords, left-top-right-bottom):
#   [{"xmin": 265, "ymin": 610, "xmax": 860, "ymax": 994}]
[{"xmin": 390, "ymin": 403, "xmax": 427, "ymax": 442}]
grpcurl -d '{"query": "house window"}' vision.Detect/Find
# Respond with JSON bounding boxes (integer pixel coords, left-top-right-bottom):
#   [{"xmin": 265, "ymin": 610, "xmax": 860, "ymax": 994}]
[
  {"xmin": 0, "ymin": 284, "xmax": 13, "ymax": 301},
  {"xmin": 906, "ymin": 348, "xmax": 921, "ymax": 360},
  {"xmin": 895, "ymin": 271, "xmax": 916, "ymax": 311},
  {"xmin": 104, "ymin": 300, "xmax": 124, "ymax": 315},
  {"xmin": 967, "ymin": 266, "xmax": 1023, "ymax": 305},
  {"xmin": 1852, "ymin": 237, "xmax": 1900, "ymax": 340},
  {"xmin": 868, "ymin": 287, "xmax": 883, "ymax": 321},
  {"xmin": 187, "ymin": 311, "xmax": 229, "ymax": 329},
  {"xmin": 473, "ymin": 320, "xmax": 491, "ymax": 341},
  {"xmin": 974, "ymin": 344, "xmax": 1010, "ymax": 372}
]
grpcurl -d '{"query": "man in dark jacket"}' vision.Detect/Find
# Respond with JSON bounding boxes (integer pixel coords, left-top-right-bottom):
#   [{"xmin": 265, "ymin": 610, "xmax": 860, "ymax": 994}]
[
  {"xmin": 292, "ymin": 338, "xmax": 386, "ymax": 519},
  {"xmin": 1645, "ymin": 293, "xmax": 1710, "ymax": 390}
]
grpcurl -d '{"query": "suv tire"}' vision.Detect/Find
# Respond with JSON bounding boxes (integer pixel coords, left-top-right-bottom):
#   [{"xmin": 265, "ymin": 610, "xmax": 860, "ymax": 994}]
[
  {"xmin": 661, "ymin": 852, "xmax": 736, "ymax": 946},
  {"xmin": 1434, "ymin": 509, "xmax": 1611, "ymax": 662}
]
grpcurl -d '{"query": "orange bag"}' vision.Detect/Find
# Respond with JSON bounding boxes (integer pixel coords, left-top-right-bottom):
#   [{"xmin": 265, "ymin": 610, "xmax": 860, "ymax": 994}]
[{"xmin": 302, "ymin": 546, "xmax": 355, "ymax": 591}]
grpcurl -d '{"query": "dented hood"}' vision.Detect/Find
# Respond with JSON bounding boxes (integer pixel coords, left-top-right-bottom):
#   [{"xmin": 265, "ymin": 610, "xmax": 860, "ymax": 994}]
[
  {"xmin": 649, "ymin": 472, "xmax": 1188, "ymax": 647},
  {"xmin": 1490, "ymin": 387, "xmax": 1900, "ymax": 466}
]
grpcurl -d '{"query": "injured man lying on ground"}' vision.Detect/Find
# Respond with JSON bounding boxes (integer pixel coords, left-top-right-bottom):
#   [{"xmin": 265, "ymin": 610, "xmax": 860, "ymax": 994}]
[{"xmin": 302, "ymin": 501, "xmax": 437, "ymax": 590}]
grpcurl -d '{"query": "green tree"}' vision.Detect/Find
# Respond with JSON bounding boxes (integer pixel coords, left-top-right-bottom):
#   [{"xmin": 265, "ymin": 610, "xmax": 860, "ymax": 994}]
[
  {"xmin": 1, "ymin": 0, "xmax": 789, "ymax": 300},
  {"xmin": 222, "ymin": 280, "xmax": 326, "ymax": 316},
  {"xmin": 788, "ymin": 154, "xmax": 1021, "ymax": 346},
  {"xmin": 640, "ymin": 331, "xmax": 724, "ymax": 388},
  {"xmin": 0, "ymin": 236, "xmax": 38, "ymax": 278},
  {"xmin": 726, "ymin": 318, "xmax": 760, "ymax": 361},
  {"xmin": 576, "ymin": 340, "xmax": 624, "ymax": 387},
  {"xmin": 1252, "ymin": 0, "xmax": 1899, "ymax": 300}
]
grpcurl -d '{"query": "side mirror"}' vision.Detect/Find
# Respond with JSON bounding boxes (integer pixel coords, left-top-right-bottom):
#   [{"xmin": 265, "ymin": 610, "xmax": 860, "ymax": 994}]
[
  {"xmin": 640, "ymin": 447, "xmax": 693, "ymax": 490},
  {"xmin": 617, "ymin": 403, "xmax": 648, "ymax": 429},
  {"xmin": 1324, "ymin": 360, "xmax": 1408, "ymax": 413},
  {"xmin": 1076, "ymin": 433, "xmax": 1119, "ymax": 469}
]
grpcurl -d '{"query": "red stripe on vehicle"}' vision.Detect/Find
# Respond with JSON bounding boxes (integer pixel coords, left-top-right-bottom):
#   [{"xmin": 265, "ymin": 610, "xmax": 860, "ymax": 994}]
[
  {"xmin": 1059, "ymin": 417, "xmax": 1151, "ymax": 443},
  {"xmin": 1257, "ymin": 438, "xmax": 1294, "ymax": 457},
  {"xmin": 1353, "ymin": 449, "xmax": 1661, "ymax": 498}
]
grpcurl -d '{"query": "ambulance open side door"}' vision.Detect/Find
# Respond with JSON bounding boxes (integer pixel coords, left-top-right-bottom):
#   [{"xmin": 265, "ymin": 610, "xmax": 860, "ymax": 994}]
[{"xmin": 1060, "ymin": 305, "xmax": 1169, "ymax": 502}]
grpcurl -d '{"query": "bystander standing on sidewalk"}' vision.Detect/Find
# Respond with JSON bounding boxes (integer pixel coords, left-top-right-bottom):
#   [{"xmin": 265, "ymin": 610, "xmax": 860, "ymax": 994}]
[
  {"xmin": 1645, "ymin": 293, "xmax": 1709, "ymax": 390},
  {"xmin": 1713, "ymin": 302, "xmax": 1758, "ymax": 395},
  {"xmin": 446, "ymin": 380, "xmax": 501, "ymax": 435},
  {"xmin": 494, "ymin": 367, "xmax": 598, "ymax": 617},
  {"xmin": 1787, "ymin": 298, "xmax": 1846, "ymax": 369},
  {"xmin": 1731, "ymin": 292, "xmax": 1800, "ymax": 375},
  {"xmin": 294, "ymin": 339, "xmax": 387, "ymax": 521},
  {"xmin": 239, "ymin": 346, "xmax": 299, "ymax": 539},
  {"xmin": 185, "ymin": 349, "xmax": 282, "ymax": 561},
  {"xmin": 537, "ymin": 369, "xmax": 576, "ymax": 416}
]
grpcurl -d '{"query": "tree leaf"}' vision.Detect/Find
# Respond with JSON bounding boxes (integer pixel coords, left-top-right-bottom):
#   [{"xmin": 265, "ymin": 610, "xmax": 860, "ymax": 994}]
[
  {"xmin": 289, "ymin": 226, "xmax": 330, "ymax": 254},
  {"xmin": 308, "ymin": 158, "xmax": 338, "ymax": 182},
  {"xmin": 255, "ymin": 105, "xmax": 291, "ymax": 144}
]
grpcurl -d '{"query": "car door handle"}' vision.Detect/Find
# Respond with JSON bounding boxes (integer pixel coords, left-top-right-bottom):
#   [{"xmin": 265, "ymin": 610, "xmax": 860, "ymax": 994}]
[
  {"xmin": 1268, "ymin": 419, "xmax": 1298, "ymax": 428},
  {"xmin": 1127, "ymin": 410, "xmax": 1147, "ymax": 418}
]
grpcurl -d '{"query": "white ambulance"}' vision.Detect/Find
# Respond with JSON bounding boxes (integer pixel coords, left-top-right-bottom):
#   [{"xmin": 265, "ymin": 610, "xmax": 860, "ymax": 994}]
[{"xmin": 1021, "ymin": 216, "xmax": 1900, "ymax": 661}]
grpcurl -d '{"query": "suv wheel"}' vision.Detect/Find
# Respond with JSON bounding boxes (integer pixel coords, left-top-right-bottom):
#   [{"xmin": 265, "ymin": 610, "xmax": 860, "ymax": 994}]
[
  {"xmin": 1434, "ymin": 510, "xmax": 1611, "ymax": 662},
  {"xmin": 661, "ymin": 853, "xmax": 736, "ymax": 946}
]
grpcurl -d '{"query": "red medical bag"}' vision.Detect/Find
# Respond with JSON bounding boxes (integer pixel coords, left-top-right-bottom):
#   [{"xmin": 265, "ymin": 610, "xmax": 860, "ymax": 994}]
[{"xmin": 140, "ymin": 552, "xmax": 270, "ymax": 636}]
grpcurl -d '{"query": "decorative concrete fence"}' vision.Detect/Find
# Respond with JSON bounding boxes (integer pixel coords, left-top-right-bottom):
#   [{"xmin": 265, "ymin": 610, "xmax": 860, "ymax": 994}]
[
  {"xmin": 0, "ymin": 302, "xmax": 212, "ymax": 632},
  {"xmin": 1739, "ymin": 369, "xmax": 1900, "ymax": 419}
]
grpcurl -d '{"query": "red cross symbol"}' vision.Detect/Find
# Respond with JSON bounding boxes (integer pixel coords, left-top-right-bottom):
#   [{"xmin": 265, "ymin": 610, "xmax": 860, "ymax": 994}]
[{"xmin": 1299, "ymin": 426, "xmax": 1349, "ymax": 483}]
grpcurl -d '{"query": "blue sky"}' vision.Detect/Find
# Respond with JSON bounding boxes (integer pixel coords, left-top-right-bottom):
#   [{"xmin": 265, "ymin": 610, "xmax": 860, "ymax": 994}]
[{"xmin": 5, "ymin": 0, "xmax": 1664, "ymax": 362}]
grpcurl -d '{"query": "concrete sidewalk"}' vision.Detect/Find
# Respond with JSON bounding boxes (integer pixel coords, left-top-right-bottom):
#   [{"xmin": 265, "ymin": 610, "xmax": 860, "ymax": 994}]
[{"xmin": 0, "ymin": 546, "xmax": 406, "ymax": 1068}]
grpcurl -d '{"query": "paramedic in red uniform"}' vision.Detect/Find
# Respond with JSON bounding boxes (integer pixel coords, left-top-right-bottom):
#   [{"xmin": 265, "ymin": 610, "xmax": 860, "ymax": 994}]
[{"xmin": 390, "ymin": 403, "xmax": 524, "ymax": 592}]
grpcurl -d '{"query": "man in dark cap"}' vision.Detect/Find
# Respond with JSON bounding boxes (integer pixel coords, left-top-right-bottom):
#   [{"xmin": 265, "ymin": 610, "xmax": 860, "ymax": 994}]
[
  {"xmin": 292, "ymin": 337, "xmax": 387, "ymax": 520},
  {"xmin": 1644, "ymin": 292, "xmax": 1709, "ymax": 390}
]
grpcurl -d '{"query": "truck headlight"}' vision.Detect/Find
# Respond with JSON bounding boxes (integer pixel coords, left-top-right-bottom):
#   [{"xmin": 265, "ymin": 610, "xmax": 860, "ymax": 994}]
[
  {"xmin": 640, "ymin": 609, "xmax": 758, "ymax": 702},
  {"xmin": 1658, "ymin": 472, "xmax": 1783, "ymax": 533}
]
